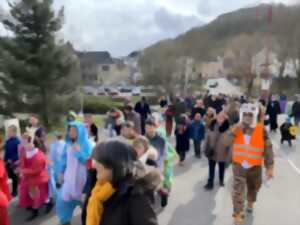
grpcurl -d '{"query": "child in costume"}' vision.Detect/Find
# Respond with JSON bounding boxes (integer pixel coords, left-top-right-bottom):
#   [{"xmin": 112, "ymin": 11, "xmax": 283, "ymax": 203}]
[
  {"xmin": 175, "ymin": 115, "xmax": 190, "ymax": 166},
  {"xmin": 152, "ymin": 113, "xmax": 178, "ymax": 207},
  {"xmin": 56, "ymin": 121, "xmax": 92, "ymax": 225},
  {"xmin": 4, "ymin": 125, "xmax": 20, "ymax": 197},
  {"xmin": 189, "ymin": 113, "xmax": 206, "ymax": 158},
  {"xmin": 0, "ymin": 142, "xmax": 12, "ymax": 225},
  {"xmin": 19, "ymin": 136, "xmax": 50, "ymax": 221},
  {"xmin": 280, "ymin": 117, "xmax": 297, "ymax": 147},
  {"xmin": 49, "ymin": 132, "xmax": 66, "ymax": 185}
]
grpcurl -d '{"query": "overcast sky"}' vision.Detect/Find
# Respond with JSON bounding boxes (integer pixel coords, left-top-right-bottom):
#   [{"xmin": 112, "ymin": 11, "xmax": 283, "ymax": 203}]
[{"xmin": 0, "ymin": 0, "xmax": 298, "ymax": 56}]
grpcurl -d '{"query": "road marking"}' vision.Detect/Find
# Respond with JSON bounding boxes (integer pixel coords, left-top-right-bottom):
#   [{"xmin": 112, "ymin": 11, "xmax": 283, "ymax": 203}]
[{"xmin": 273, "ymin": 141, "xmax": 300, "ymax": 176}]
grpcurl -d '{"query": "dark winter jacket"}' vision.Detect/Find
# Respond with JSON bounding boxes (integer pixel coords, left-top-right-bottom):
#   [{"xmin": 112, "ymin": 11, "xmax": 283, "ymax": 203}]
[
  {"xmin": 191, "ymin": 106, "xmax": 207, "ymax": 118},
  {"xmin": 4, "ymin": 137, "xmax": 20, "ymax": 162},
  {"xmin": 211, "ymin": 100, "xmax": 223, "ymax": 114},
  {"xmin": 280, "ymin": 122, "xmax": 295, "ymax": 140},
  {"xmin": 175, "ymin": 124, "xmax": 190, "ymax": 152},
  {"xmin": 174, "ymin": 100, "xmax": 187, "ymax": 123},
  {"xmin": 159, "ymin": 100, "xmax": 168, "ymax": 108},
  {"xmin": 189, "ymin": 120, "xmax": 205, "ymax": 141},
  {"xmin": 134, "ymin": 101, "xmax": 151, "ymax": 120},
  {"xmin": 82, "ymin": 162, "xmax": 161, "ymax": 225},
  {"xmin": 292, "ymin": 101, "xmax": 300, "ymax": 118}
]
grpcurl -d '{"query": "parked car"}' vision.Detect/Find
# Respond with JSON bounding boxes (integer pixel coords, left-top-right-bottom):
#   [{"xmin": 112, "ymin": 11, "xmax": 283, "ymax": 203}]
[
  {"xmin": 141, "ymin": 86, "xmax": 156, "ymax": 96},
  {"xmin": 119, "ymin": 86, "xmax": 133, "ymax": 93},
  {"xmin": 108, "ymin": 88, "xmax": 119, "ymax": 96},
  {"xmin": 83, "ymin": 86, "xmax": 97, "ymax": 95},
  {"xmin": 97, "ymin": 87, "xmax": 106, "ymax": 96},
  {"xmin": 132, "ymin": 87, "xmax": 141, "ymax": 96}
]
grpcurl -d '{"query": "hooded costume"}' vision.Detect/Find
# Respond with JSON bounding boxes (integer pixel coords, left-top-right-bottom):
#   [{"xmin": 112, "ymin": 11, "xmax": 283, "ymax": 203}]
[
  {"xmin": 156, "ymin": 127, "xmax": 177, "ymax": 190},
  {"xmin": 18, "ymin": 147, "xmax": 49, "ymax": 210},
  {"xmin": 56, "ymin": 121, "xmax": 93, "ymax": 224},
  {"xmin": 0, "ymin": 160, "xmax": 12, "ymax": 225}
]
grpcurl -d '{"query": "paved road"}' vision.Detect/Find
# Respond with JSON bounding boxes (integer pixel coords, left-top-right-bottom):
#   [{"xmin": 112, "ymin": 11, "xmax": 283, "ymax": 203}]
[{"xmin": 8, "ymin": 123, "xmax": 300, "ymax": 225}]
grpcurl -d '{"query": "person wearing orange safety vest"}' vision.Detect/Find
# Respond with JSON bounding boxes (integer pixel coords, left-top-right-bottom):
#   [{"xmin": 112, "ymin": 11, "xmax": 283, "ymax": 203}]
[{"xmin": 230, "ymin": 103, "xmax": 274, "ymax": 225}]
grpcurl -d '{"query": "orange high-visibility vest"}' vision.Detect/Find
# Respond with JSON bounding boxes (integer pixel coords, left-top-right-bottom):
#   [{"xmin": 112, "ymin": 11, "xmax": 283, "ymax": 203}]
[{"xmin": 232, "ymin": 123, "xmax": 265, "ymax": 166}]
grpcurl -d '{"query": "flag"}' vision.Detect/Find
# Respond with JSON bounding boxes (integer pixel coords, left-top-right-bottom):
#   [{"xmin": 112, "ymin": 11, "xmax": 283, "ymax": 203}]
[
  {"xmin": 268, "ymin": 6, "xmax": 273, "ymax": 24},
  {"xmin": 256, "ymin": 7, "xmax": 261, "ymax": 21}
]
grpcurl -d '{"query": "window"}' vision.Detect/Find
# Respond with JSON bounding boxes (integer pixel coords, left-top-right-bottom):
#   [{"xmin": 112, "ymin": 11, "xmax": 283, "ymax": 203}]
[{"xmin": 102, "ymin": 65, "xmax": 110, "ymax": 71}]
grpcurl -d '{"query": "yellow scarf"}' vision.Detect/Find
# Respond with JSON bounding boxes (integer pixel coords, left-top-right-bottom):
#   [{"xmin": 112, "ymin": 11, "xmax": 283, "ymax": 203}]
[{"xmin": 86, "ymin": 180, "xmax": 116, "ymax": 225}]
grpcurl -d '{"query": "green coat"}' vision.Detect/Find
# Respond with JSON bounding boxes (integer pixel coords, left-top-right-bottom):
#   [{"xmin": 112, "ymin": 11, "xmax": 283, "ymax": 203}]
[{"xmin": 156, "ymin": 127, "xmax": 178, "ymax": 189}]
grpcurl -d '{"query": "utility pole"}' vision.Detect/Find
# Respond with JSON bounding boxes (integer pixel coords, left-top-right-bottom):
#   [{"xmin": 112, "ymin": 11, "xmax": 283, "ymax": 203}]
[{"xmin": 260, "ymin": 5, "xmax": 273, "ymax": 101}]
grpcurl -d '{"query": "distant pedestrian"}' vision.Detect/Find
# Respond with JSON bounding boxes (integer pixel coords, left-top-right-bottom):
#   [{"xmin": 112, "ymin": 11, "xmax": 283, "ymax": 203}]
[
  {"xmin": 145, "ymin": 118, "xmax": 166, "ymax": 171},
  {"xmin": 189, "ymin": 113, "xmax": 205, "ymax": 158},
  {"xmin": 266, "ymin": 95, "xmax": 281, "ymax": 132},
  {"xmin": 280, "ymin": 118, "xmax": 296, "ymax": 147},
  {"xmin": 159, "ymin": 96, "xmax": 168, "ymax": 109},
  {"xmin": 124, "ymin": 103, "xmax": 142, "ymax": 135},
  {"xmin": 135, "ymin": 97, "xmax": 151, "ymax": 135},
  {"xmin": 175, "ymin": 115, "xmax": 190, "ymax": 166},
  {"xmin": 204, "ymin": 107, "xmax": 216, "ymax": 129},
  {"xmin": 84, "ymin": 114, "xmax": 99, "ymax": 143},
  {"xmin": 4, "ymin": 125, "xmax": 20, "ymax": 197},
  {"xmin": 291, "ymin": 96, "xmax": 300, "ymax": 127},
  {"xmin": 165, "ymin": 104, "xmax": 175, "ymax": 137},
  {"xmin": 191, "ymin": 99, "xmax": 207, "ymax": 119}
]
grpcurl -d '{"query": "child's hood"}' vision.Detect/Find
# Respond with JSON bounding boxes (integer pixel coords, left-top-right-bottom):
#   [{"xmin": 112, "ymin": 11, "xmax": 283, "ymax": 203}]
[{"xmin": 66, "ymin": 121, "xmax": 89, "ymax": 146}]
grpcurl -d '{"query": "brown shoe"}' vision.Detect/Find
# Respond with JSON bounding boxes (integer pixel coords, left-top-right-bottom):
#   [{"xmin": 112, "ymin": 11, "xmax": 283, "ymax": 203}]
[{"xmin": 233, "ymin": 213, "xmax": 244, "ymax": 225}]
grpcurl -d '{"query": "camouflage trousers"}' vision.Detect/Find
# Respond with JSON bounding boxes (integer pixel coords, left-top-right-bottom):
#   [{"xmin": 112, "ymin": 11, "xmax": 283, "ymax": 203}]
[{"xmin": 232, "ymin": 163, "xmax": 262, "ymax": 214}]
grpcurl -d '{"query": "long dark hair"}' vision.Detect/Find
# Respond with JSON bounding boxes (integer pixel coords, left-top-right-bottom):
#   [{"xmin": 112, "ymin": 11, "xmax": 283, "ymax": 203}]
[{"xmin": 92, "ymin": 140, "xmax": 137, "ymax": 191}]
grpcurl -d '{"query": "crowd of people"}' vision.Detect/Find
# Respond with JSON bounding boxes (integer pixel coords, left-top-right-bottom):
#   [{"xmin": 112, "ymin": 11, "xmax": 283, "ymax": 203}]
[{"xmin": 0, "ymin": 92, "xmax": 299, "ymax": 225}]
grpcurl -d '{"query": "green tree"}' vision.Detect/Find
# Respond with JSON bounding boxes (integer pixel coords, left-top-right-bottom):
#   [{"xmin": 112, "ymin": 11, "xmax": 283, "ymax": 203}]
[{"xmin": 0, "ymin": 0, "xmax": 80, "ymax": 128}]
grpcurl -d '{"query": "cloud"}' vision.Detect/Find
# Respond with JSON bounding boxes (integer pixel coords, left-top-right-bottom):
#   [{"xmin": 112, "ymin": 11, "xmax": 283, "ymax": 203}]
[
  {"xmin": 154, "ymin": 8, "xmax": 202, "ymax": 35},
  {"xmin": 54, "ymin": 0, "xmax": 203, "ymax": 56},
  {"xmin": 0, "ymin": 0, "xmax": 297, "ymax": 56}
]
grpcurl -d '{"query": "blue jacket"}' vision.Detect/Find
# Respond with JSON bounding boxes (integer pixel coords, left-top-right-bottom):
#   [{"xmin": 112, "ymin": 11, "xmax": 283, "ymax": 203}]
[
  {"xmin": 4, "ymin": 137, "xmax": 21, "ymax": 162},
  {"xmin": 189, "ymin": 120, "xmax": 205, "ymax": 141}
]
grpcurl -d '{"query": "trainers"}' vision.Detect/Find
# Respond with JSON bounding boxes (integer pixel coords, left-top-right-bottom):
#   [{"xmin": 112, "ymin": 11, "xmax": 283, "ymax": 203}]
[
  {"xmin": 26, "ymin": 209, "xmax": 39, "ymax": 222},
  {"xmin": 247, "ymin": 202, "xmax": 254, "ymax": 214}
]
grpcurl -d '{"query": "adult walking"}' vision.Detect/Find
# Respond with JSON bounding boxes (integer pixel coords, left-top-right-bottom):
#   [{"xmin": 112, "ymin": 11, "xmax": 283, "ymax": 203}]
[
  {"xmin": 165, "ymin": 103, "xmax": 175, "ymax": 137},
  {"xmin": 135, "ymin": 97, "xmax": 151, "ymax": 135},
  {"xmin": 291, "ymin": 95, "xmax": 300, "ymax": 127},
  {"xmin": 124, "ymin": 103, "xmax": 142, "ymax": 135},
  {"xmin": 191, "ymin": 99, "xmax": 207, "ymax": 119},
  {"xmin": 266, "ymin": 95, "xmax": 281, "ymax": 132},
  {"xmin": 204, "ymin": 112, "xmax": 231, "ymax": 190}
]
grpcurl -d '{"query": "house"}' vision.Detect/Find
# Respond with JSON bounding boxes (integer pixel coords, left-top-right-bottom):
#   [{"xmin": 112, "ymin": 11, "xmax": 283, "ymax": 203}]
[
  {"xmin": 283, "ymin": 59, "xmax": 299, "ymax": 78},
  {"xmin": 196, "ymin": 57, "xmax": 224, "ymax": 78},
  {"xmin": 223, "ymin": 50, "xmax": 236, "ymax": 74},
  {"xmin": 252, "ymin": 48, "xmax": 299, "ymax": 78},
  {"xmin": 77, "ymin": 51, "xmax": 131, "ymax": 85},
  {"xmin": 123, "ymin": 51, "xmax": 142, "ymax": 84},
  {"xmin": 251, "ymin": 48, "xmax": 281, "ymax": 77}
]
